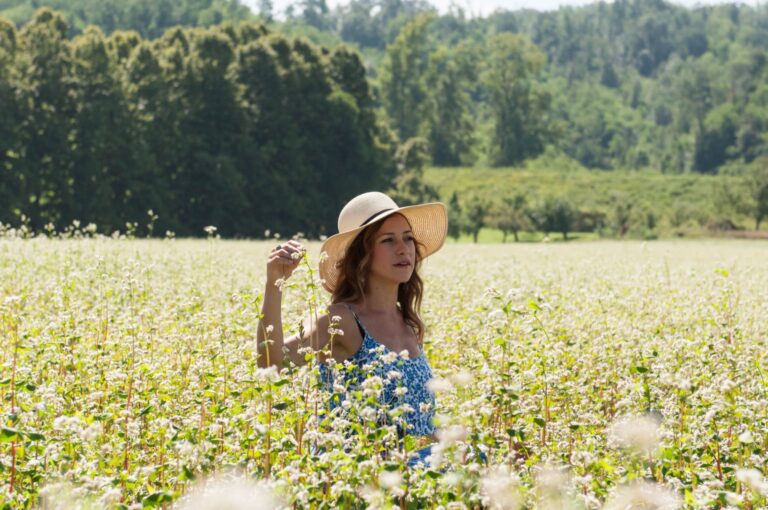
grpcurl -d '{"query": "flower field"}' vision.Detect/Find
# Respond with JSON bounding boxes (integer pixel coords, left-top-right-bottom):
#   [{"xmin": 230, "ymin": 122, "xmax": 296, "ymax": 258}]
[{"xmin": 1, "ymin": 237, "xmax": 767, "ymax": 509}]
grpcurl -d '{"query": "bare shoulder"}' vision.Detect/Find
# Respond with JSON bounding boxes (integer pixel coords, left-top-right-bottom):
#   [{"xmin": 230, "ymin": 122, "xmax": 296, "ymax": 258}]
[
  {"xmin": 299, "ymin": 302, "xmax": 361, "ymax": 353},
  {"xmin": 324, "ymin": 302, "xmax": 362, "ymax": 342}
]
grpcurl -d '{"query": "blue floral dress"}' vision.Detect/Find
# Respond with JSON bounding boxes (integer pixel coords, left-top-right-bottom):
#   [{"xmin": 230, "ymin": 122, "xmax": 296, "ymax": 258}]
[{"xmin": 317, "ymin": 306, "xmax": 436, "ymax": 465}]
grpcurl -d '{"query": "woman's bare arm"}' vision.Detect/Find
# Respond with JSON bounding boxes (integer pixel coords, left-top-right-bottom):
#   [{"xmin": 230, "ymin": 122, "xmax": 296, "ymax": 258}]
[{"xmin": 257, "ymin": 240, "xmax": 303, "ymax": 368}]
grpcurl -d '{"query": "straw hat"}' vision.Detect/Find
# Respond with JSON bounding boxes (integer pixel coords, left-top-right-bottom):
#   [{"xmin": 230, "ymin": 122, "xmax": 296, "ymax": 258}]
[{"xmin": 319, "ymin": 192, "xmax": 448, "ymax": 293}]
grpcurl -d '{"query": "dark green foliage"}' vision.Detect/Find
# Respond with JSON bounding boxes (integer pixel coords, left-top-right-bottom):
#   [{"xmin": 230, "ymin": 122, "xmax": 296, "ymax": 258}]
[
  {"xmin": 744, "ymin": 157, "xmax": 768, "ymax": 230},
  {"xmin": 0, "ymin": 0, "xmax": 253, "ymax": 39},
  {"xmin": 482, "ymin": 34, "xmax": 553, "ymax": 167},
  {"xmin": 424, "ymin": 44, "xmax": 476, "ymax": 166},
  {"xmin": 389, "ymin": 137, "xmax": 439, "ymax": 206},
  {"xmin": 532, "ymin": 197, "xmax": 575, "ymax": 240},
  {"xmin": 0, "ymin": 17, "xmax": 19, "ymax": 223},
  {"xmin": 461, "ymin": 194, "xmax": 489, "ymax": 243},
  {"xmin": 379, "ymin": 13, "xmax": 433, "ymax": 142},
  {"xmin": 487, "ymin": 193, "xmax": 531, "ymax": 243},
  {"xmin": 0, "ymin": 11, "xmax": 390, "ymax": 236},
  {"xmin": 447, "ymin": 191, "xmax": 461, "ymax": 241}
]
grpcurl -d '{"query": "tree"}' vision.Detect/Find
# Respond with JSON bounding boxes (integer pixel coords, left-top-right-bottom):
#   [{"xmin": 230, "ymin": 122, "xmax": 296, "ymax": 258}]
[
  {"xmin": 488, "ymin": 193, "xmax": 531, "ymax": 242},
  {"xmin": 15, "ymin": 8, "xmax": 76, "ymax": 229},
  {"xmin": 610, "ymin": 192, "xmax": 633, "ymax": 238},
  {"xmin": 379, "ymin": 13, "xmax": 433, "ymax": 142},
  {"xmin": 744, "ymin": 157, "xmax": 768, "ymax": 230},
  {"xmin": 481, "ymin": 33, "xmax": 553, "ymax": 166},
  {"xmin": 534, "ymin": 197, "xmax": 575, "ymax": 240},
  {"xmin": 447, "ymin": 191, "xmax": 461, "ymax": 241},
  {"xmin": 423, "ymin": 44, "xmax": 476, "ymax": 166},
  {"xmin": 389, "ymin": 137, "xmax": 439, "ymax": 206},
  {"xmin": 0, "ymin": 18, "xmax": 19, "ymax": 224},
  {"xmin": 462, "ymin": 195, "xmax": 489, "ymax": 243}
]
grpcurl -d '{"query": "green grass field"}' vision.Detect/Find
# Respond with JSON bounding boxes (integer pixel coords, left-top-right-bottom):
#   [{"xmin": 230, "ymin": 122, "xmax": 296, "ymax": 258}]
[
  {"xmin": 424, "ymin": 165, "xmax": 754, "ymax": 238},
  {"xmin": 1, "ymin": 238, "xmax": 767, "ymax": 508}
]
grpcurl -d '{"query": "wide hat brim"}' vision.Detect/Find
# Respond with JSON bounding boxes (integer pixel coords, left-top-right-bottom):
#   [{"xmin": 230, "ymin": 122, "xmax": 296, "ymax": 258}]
[{"xmin": 319, "ymin": 202, "xmax": 448, "ymax": 293}]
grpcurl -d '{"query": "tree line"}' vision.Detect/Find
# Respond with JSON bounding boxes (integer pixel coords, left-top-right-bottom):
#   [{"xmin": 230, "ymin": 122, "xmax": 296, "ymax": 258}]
[
  {"xmin": 284, "ymin": 0, "xmax": 768, "ymax": 174},
  {"xmin": 0, "ymin": 9, "xmax": 393, "ymax": 237}
]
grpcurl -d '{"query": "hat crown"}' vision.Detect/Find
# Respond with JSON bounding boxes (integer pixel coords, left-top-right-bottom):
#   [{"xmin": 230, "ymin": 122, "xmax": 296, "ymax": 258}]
[{"xmin": 338, "ymin": 192, "xmax": 399, "ymax": 233}]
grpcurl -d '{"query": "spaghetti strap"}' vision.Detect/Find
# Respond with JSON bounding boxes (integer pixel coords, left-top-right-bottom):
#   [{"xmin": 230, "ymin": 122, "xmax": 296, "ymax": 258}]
[{"xmin": 345, "ymin": 303, "xmax": 368, "ymax": 339}]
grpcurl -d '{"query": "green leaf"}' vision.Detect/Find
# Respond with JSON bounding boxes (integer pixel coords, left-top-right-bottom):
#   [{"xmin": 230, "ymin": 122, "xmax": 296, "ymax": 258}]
[
  {"xmin": 142, "ymin": 491, "xmax": 173, "ymax": 507},
  {"xmin": 139, "ymin": 405, "xmax": 153, "ymax": 417},
  {"xmin": 533, "ymin": 417, "xmax": 546, "ymax": 427},
  {"xmin": 272, "ymin": 402, "xmax": 288, "ymax": 411},
  {"xmin": 527, "ymin": 300, "xmax": 541, "ymax": 311},
  {"xmin": 634, "ymin": 366, "xmax": 649, "ymax": 374},
  {"xmin": 180, "ymin": 465, "xmax": 196, "ymax": 481},
  {"xmin": 0, "ymin": 427, "xmax": 23, "ymax": 443}
]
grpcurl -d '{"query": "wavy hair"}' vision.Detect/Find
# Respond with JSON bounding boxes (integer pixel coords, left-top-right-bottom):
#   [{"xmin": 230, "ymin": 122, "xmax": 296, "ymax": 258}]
[{"xmin": 330, "ymin": 214, "xmax": 426, "ymax": 343}]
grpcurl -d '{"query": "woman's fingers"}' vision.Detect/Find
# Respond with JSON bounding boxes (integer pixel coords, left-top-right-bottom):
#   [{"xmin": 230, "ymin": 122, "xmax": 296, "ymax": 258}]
[{"xmin": 271, "ymin": 242, "xmax": 305, "ymax": 263}]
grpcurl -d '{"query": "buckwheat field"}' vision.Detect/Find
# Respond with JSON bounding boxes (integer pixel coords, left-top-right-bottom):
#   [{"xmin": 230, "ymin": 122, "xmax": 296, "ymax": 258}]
[{"xmin": 1, "ymin": 235, "xmax": 767, "ymax": 509}]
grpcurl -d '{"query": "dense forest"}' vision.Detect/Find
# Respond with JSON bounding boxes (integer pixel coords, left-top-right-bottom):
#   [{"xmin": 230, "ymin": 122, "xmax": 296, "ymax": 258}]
[
  {"xmin": 0, "ymin": 9, "xmax": 393, "ymax": 236},
  {"xmin": 1, "ymin": 0, "xmax": 767, "ymax": 237},
  {"xmin": 281, "ymin": 0, "xmax": 768, "ymax": 173}
]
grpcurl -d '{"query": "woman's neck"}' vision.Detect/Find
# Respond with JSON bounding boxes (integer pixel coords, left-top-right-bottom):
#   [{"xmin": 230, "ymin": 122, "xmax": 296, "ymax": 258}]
[{"xmin": 361, "ymin": 278, "xmax": 399, "ymax": 316}]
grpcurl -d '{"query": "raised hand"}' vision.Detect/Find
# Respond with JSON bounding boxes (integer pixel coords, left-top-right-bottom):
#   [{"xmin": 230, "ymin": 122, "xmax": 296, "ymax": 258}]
[{"xmin": 266, "ymin": 240, "xmax": 305, "ymax": 286}]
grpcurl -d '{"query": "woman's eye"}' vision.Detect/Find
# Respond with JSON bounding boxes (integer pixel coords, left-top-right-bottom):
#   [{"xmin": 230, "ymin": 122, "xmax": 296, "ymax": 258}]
[{"xmin": 382, "ymin": 238, "xmax": 393, "ymax": 243}]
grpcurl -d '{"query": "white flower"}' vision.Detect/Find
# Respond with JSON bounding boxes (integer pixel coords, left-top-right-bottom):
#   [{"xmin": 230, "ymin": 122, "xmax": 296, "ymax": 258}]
[
  {"xmin": 255, "ymin": 366, "xmax": 278, "ymax": 382},
  {"xmin": 609, "ymin": 414, "xmax": 661, "ymax": 454},
  {"xmin": 99, "ymin": 487, "xmax": 122, "ymax": 506},
  {"xmin": 387, "ymin": 370, "xmax": 402, "ymax": 380},
  {"xmin": 381, "ymin": 351, "xmax": 399, "ymax": 363},
  {"xmin": 426, "ymin": 377, "xmax": 453, "ymax": 394},
  {"xmin": 80, "ymin": 422, "xmax": 103, "ymax": 442},
  {"xmin": 738, "ymin": 430, "xmax": 754, "ymax": 444},
  {"xmin": 451, "ymin": 370, "xmax": 473, "ymax": 388},
  {"xmin": 378, "ymin": 471, "xmax": 402, "ymax": 490},
  {"xmin": 437, "ymin": 425, "xmax": 467, "ymax": 445},
  {"xmin": 604, "ymin": 481, "xmax": 680, "ymax": 510},
  {"xmin": 480, "ymin": 465, "xmax": 522, "ymax": 510},
  {"xmin": 395, "ymin": 387, "xmax": 408, "ymax": 397},
  {"xmin": 265, "ymin": 324, "xmax": 274, "ymax": 334},
  {"xmin": 736, "ymin": 468, "xmax": 768, "ymax": 496},
  {"xmin": 177, "ymin": 475, "xmax": 283, "ymax": 510},
  {"xmin": 721, "ymin": 379, "xmax": 737, "ymax": 394}
]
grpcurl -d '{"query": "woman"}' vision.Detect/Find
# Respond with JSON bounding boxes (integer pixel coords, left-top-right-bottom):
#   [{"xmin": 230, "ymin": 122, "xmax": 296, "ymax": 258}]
[{"xmin": 257, "ymin": 191, "xmax": 448, "ymax": 467}]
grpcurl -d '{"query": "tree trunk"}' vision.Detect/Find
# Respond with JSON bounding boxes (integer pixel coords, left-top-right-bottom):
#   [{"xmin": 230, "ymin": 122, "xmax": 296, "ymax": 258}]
[
  {"xmin": 502, "ymin": 230, "xmax": 507, "ymax": 243},
  {"xmin": 562, "ymin": 231, "xmax": 568, "ymax": 241},
  {"xmin": 513, "ymin": 230, "xmax": 519, "ymax": 242},
  {"xmin": 473, "ymin": 231, "xmax": 479, "ymax": 243}
]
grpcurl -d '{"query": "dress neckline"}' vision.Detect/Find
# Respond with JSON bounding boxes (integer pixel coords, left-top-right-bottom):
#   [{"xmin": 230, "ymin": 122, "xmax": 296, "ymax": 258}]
[{"xmin": 345, "ymin": 304, "xmax": 424, "ymax": 360}]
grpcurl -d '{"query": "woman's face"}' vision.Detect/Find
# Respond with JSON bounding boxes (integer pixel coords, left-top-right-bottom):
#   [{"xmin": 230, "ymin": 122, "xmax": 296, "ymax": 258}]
[{"xmin": 368, "ymin": 214, "xmax": 416, "ymax": 287}]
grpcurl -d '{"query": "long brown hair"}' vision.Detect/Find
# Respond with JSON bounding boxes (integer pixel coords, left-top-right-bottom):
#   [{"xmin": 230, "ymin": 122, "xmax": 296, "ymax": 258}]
[{"xmin": 331, "ymin": 214, "xmax": 426, "ymax": 343}]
